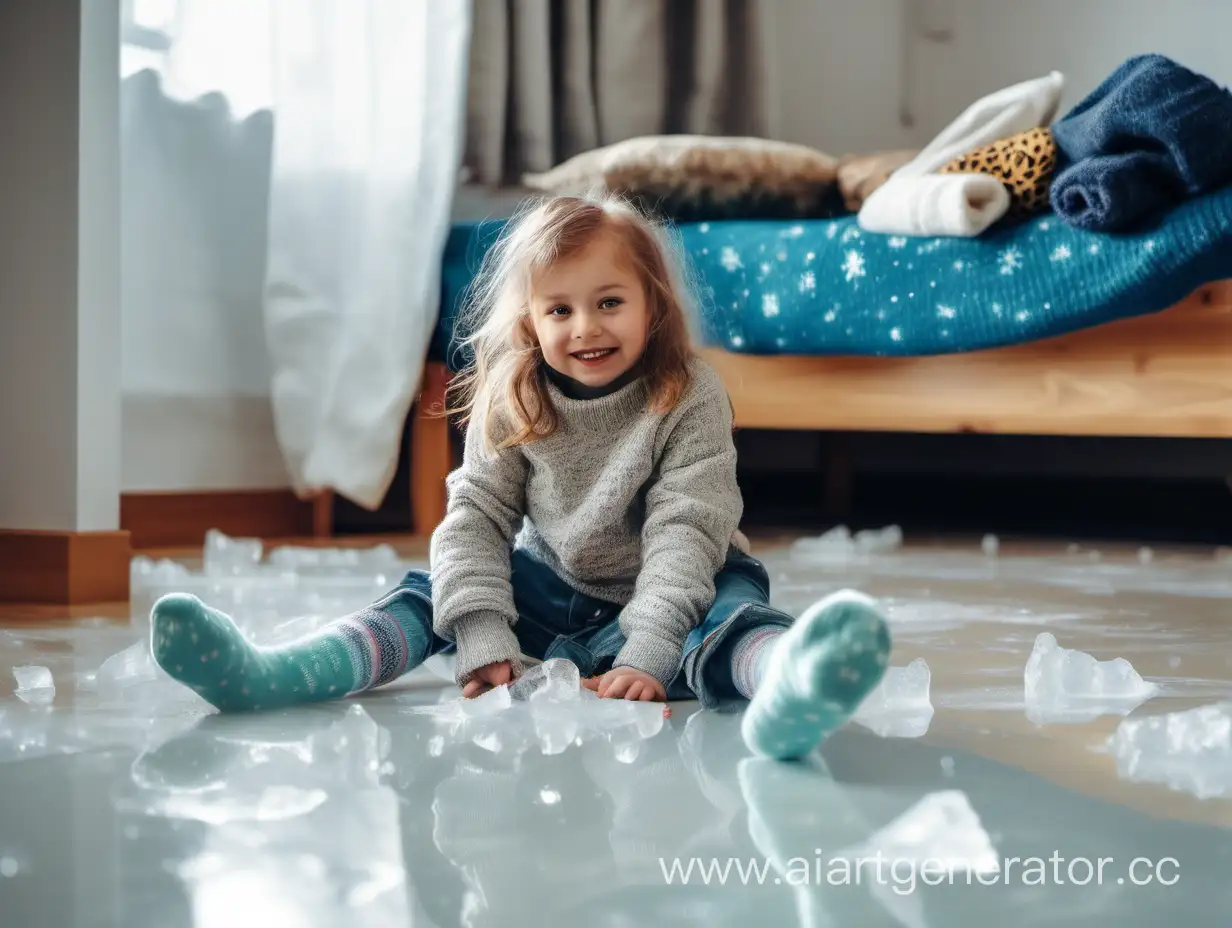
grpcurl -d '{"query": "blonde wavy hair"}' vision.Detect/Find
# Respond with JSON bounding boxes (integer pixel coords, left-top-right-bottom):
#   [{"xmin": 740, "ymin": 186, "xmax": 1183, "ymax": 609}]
[{"xmin": 447, "ymin": 194, "xmax": 699, "ymax": 452}]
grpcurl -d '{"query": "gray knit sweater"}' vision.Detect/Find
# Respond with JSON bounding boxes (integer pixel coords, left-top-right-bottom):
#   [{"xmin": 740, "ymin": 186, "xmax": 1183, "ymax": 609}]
[{"xmin": 429, "ymin": 357, "xmax": 743, "ymax": 687}]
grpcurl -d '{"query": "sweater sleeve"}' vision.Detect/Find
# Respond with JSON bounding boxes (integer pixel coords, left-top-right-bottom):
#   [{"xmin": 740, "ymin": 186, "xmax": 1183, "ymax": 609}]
[
  {"xmin": 611, "ymin": 374, "xmax": 743, "ymax": 686},
  {"xmin": 429, "ymin": 415, "xmax": 528, "ymax": 684}
]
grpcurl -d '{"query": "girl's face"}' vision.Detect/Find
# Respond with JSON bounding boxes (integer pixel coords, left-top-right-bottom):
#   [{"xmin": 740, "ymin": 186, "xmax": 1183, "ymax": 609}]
[{"xmin": 529, "ymin": 231, "xmax": 650, "ymax": 387}]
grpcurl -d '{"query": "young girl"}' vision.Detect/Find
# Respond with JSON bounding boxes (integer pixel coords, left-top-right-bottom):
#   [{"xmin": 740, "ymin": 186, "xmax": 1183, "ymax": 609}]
[{"xmin": 150, "ymin": 194, "xmax": 892, "ymax": 760}]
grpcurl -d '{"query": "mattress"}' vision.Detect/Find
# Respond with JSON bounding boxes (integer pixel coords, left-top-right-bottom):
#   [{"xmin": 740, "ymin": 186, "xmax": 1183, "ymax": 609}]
[{"xmin": 433, "ymin": 185, "xmax": 1232, "ymax": 367}]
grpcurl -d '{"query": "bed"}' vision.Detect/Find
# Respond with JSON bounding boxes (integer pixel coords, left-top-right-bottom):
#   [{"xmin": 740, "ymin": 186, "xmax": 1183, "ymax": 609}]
[{"xmin": 408, "ymin": 186, "xmax": 1232, "ymax": 535}]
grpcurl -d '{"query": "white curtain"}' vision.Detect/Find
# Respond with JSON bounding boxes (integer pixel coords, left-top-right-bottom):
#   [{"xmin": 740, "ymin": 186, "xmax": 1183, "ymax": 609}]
[{"xmin": 122, "ymin": 0, "xmax": 472, "ymax": 509}]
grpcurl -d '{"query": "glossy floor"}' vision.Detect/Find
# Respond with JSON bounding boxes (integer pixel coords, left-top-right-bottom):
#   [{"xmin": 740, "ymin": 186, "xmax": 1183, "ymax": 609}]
[{"xmin": 1, "ymin": 534, "xmax": 1230, "ymax": 927}]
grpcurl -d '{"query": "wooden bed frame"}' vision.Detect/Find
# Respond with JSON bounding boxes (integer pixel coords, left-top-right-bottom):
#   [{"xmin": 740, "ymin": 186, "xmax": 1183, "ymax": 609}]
[{"xmin": 406, "ymin": 281, "xmax": 1232, "ymax": 535}]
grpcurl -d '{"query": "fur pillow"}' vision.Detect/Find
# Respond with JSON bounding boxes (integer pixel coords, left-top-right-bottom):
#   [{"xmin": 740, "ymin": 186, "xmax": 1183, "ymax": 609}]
[
  {"xmin": 836, "ymin": 149, "xmax": 918, "ymax": 212},
  {"xmin": 521, "ymin": 135, "xmax": 842, "ymax": 221}
]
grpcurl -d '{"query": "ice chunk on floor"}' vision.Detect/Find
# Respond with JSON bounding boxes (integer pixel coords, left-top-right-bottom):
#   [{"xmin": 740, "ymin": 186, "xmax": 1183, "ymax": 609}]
[
  {"xmin": 1106, "ymin": 701, "xmax": 1232, "ymax": 799},
  {"xmin": 791, "ymin": 524, "xmax": 902, "ymax": 561},
  {"xmin": 838, "ymin": 790, "xmax": 999, "ymax": 874},
  {"xmin": 855, "ymin": 524, "xmax": 903, "ymax": 554},
  {"xmin": 853, "ymin": 658, "xmax": 934, "ymax": 737},
  {"xmin": 981, "ymin": 534, "xmax": 999, "ymax": 557},
  {"xmin": 90, "ymin": 641, "xmax": 159, "ymax": 690},
  {"xmin": 203, "ymin": 529, "xmax": 263, "ymax": 575},
  {"xmin": 1024, "ymin": 632, "xmax": 1158, "ymax": 723},
  {"xmin": 267, "ymin": 543, "xmax": 401, "ymax": 570},
  {"xmin": 130, "ymin": 555, "xmax": 191, "ymax": 588},
  {"xmin": 510, "ymin": 658, "xmax": 580, "ymax": 702},
  {"xmin": 464, "ymin": 684, "xmax": 513, "ymax": 717},
  {"xmin": 13, "ymin": 666, "xmax": 54, "ymax": 705},
  {"xmin": 401, "ymin": 658, "xmax": 664, "ymax": 758},
  {"xmin": 854, "ymin": 791, "xmax": 1000, "ymax": 875}
]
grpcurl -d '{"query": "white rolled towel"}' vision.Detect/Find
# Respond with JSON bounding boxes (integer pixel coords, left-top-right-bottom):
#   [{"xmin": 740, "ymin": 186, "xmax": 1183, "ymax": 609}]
[
  {"xmin": 859, "ymin": 70, "xmax": 1065, "ymax": 237},
  {"xmin": 858, "ymin": 173, "xmax": 1011, "ymax": 237}
]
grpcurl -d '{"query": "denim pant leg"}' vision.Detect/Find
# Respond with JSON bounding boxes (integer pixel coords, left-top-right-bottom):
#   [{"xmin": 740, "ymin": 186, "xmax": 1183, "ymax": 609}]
[
  {"xmin": 508, "ymin": 548, "xmax": 623, "ymax": 673},
  {"xmin": 388, "ymin": 568, "xmax": 460, "ymax": 668},
  {"xmin": 682, "ymin": 548, "xmax": 794, "ymax": 710},
  {"xmin": 576, "ymin": 547, "xmax": 795, "ymax": 708}
]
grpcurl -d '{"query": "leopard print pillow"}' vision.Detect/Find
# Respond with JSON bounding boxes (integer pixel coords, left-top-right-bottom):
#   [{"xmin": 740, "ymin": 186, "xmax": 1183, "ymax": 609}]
[{"xmin": 939, "ymin": 127, "xmax": 1057, "ymax": 219}]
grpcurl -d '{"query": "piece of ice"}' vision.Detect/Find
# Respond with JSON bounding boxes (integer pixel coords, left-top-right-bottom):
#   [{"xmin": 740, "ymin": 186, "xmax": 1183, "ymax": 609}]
[
  {"xmin": 1107, "ymin": 701, "xmax": 1232, "ymax": 799},
  {"xmin": 853, "ymin": 658, "xmax": 934, "ymax": 737},
  {"xmin": 13, "ymin": 666, "xmax": 54, "ymax": 705},
  {"xmin": 1168, "ymin": 656, "xmax": 1182, "ymax": 669},
  {"xmin": 1138, "ymin": 547, "xmax": 1154, "ymax": 564},
  {"xmin": 509, "ymin": 658, "xmax": 580, "ymax": 702},
  {"xmin": 267, "ymin": 543, "xmax": 400, "ymax": 570},
  {"xmin": 0, "ymin": 856, "xmax": 19, "ymax": 878},
  {"xmin": 790, "ymin": 525, "xmax": 855, "ymax": 559},
  {"xmin": 92, "ymin": 641, "xmax": 158, "ymax": 690},
  {"xmin": 1024, "ymin": 632, "xmax": 1158, "ymax": 723},
  {"xmin": 855, "ymin": 525, "xmax": 903, "ymax": 554},
  {"xmin": 203, "ymin": 529, "xmax": 263, "ymax": 575},
  {"xmin": 130, "ymin": 556, "xmax": 190, "ymax": 588},
  {"xmin": 837, "ymin": 790, "xmax": 999, "ymax": 874},
  {"xmin": 791, "ymin": 524, "xmax": 902, "ymax": 561},
  {"xmin": 940, "ymin": 756, "xmax": 955, "ymax": 777},
  {"xmin": 981, "ymin": 534, "xmax": 999, "ymax": 557},
  {"xmin": 463, "ymin": 685, "xmax": 513, "ymax": 717}
]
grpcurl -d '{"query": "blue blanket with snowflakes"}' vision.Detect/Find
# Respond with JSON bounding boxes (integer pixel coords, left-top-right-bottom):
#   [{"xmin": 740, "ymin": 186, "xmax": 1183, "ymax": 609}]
[{"xmin": 433, "ymin": 185, "xmax": 1232, "ymax": 365}]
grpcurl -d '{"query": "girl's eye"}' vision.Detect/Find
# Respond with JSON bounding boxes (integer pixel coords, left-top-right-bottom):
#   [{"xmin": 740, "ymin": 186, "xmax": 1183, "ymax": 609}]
[
  {"xmin": 550, "ymin": 305, "xmax": 570, "ymax": 316},
  {"xmin": 600, "ymin": 297, "xmax": 623, "ymax": 309}
]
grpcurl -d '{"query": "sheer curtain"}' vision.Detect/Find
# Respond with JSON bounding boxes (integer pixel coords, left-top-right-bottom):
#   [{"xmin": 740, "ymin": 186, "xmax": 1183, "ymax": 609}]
[{"xmin": 122, "ymin": 0, "xmax": 472, "ymax": 509}]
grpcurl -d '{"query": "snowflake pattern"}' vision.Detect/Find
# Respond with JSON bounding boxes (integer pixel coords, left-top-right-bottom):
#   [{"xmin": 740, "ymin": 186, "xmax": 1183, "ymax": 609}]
[
  {"xmin": 719, "ymin": 246, "xmax": 742, "ymax": 271},
  {"xmin": 998, "ymin": 248, "xmax": 1023, "ymax": 276},
  {"xmin": 663, "ymin": 204, "xmax": 1211, "ymax": 360},
  {"xmin": 842, "ymin": 250, "xmax": 866, "ymax": 283}
]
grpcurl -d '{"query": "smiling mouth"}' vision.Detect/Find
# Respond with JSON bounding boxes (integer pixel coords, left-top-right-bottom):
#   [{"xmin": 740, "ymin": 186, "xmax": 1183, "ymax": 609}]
[{"xmin": 572, "ymin": 348, "xmax": 617, "ymax": 362}]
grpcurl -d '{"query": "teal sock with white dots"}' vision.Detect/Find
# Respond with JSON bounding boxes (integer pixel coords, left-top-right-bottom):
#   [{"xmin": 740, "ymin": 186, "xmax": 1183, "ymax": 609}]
[
  {"xmin": 149, "ymin": 589, "xmax": 431, "ymax": 712},
  {"xmin": 740, "ymin": 590, "xmax": 891, "ymax": 760}
]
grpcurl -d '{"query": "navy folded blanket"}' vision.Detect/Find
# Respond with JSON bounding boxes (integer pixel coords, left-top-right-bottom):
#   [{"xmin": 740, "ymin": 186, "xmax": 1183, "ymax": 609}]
[{"xmin": 1051, "ymin": 54, "xmax": 1232, "ymax": 231}]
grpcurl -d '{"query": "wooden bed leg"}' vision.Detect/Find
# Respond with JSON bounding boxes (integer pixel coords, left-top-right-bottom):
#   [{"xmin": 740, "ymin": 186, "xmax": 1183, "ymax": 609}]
[
  {"xmin": 312, "ymin": 490, "xmax": 334, "ymax": 539},
  {"xmin": 411, "ymin": 362, "xmax": 453, "ymax": 537}
]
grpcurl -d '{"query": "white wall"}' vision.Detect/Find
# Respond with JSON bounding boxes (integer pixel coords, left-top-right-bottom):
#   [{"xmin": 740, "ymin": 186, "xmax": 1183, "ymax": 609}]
[
  {"xmin": 0, "ymin": 0, "xmax": 122, "ymax": 532},
  {"xmin": 768, "ymin": 0, "xmax": 1232, "ymax": 156}
]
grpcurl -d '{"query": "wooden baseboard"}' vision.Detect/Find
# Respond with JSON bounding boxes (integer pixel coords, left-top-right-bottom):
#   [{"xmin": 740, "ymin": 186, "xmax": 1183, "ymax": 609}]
[
  {"xmin": 0, "ymin": 530, "xmax": 131, "ymax": 604},
  {"xmin": 120, "ymin": 489, "xmax": 322, "ymax": 550}
]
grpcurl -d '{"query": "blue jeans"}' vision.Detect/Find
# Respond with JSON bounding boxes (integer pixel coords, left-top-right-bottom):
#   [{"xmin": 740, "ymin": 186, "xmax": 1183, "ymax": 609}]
[{"xmin": 396, "ymin": 545, "xmax": 793, "ymax": 708}]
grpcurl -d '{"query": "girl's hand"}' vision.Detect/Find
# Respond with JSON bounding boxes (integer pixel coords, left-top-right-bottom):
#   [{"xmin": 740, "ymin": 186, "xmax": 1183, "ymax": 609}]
[
  {"xmin": 462, "ymin": 660, "xmax": 514, "ymax": 698},
  {"xmin": 582, "ymin": 666, "xmax": 667, "ymax": 701}
]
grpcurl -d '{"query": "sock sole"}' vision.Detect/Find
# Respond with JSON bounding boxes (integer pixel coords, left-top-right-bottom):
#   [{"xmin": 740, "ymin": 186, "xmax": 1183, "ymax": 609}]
[{"xmin": 742, "ymin": 590, "xmax": 891, "ymax": 760}]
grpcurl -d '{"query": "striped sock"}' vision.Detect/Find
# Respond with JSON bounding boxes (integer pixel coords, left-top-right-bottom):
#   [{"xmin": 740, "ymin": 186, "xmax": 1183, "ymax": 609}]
[
  {"xmin": 729, "ymin": 627, "xmax": 785, "ymax": 699},
  {"xmin": 150, "ymin": 588, "xmax": 431, "ymax": 712}
]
